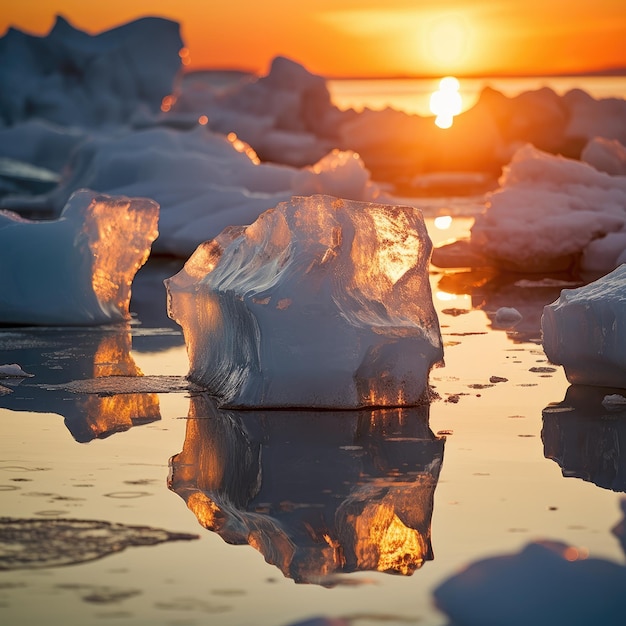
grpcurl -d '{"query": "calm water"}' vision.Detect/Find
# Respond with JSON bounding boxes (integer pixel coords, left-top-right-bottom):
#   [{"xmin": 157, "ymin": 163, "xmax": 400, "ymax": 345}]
[
  {"xmin": 1, "ymin": 216, "xmax": 624, "ymax": 626},
  {"xmin": 328, "ymin": 75, "xmax": 626, "ymax": 116}
]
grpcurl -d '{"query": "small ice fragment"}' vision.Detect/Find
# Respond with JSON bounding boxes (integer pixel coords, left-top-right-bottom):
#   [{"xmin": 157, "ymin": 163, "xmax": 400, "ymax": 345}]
[
  {"xmin": 0, "ymin": 364, "xmax": 34, "ymax": 378},
  {"xmin": 494, "ymin": 306, "xmax": 523, "ymax": 327},
  {"xmin": 602, "ymin": 394, "xmax": 626, "ymax": 411}
]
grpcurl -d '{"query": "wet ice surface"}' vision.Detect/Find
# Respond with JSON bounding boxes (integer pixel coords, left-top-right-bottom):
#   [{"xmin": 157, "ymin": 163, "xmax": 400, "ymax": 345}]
[{"xmin": 1, "ymin": 219, "xmax": 625, "ymax": 626}]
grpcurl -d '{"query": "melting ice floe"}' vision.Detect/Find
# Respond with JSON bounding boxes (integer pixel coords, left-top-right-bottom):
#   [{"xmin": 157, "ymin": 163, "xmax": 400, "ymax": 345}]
[
  {"xmin": 435, "ymin": 143, "xmax": 626, "ymax": 274},
  {"xmin": 0, "ymin": 189, "xmax": 158, "ymax": 325},
  {"xmin": 542, "ymin": 264, "xmax": 626, "ymax": 388},
  {"xmin": 166, "ymin": 195, "xmax": 443, "ymax": 409}
]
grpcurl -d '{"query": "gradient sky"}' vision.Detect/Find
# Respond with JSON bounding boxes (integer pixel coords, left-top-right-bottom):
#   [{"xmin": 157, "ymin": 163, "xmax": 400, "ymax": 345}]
[{"xmin": 3, "ymin": 0, "xmax": 626, "ymax": 77}]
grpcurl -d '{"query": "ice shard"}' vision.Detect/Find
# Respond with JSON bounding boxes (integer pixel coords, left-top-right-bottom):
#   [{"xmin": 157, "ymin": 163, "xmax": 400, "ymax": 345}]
[
  {"xmin": 542, "ymin": 265, "xmax": 626, "ymax": 388},
  {"xmin": 165, "ymin": 195, "xmax": 443, "ymax": 409},
  {"xmin": 0, "ymin": 189, "xmax": 158, "ymax": 325}
]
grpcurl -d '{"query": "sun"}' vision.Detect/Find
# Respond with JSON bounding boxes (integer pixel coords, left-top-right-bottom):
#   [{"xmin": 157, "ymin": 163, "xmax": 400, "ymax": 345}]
[{"xmin": 423, "ymin": 13, "xmax": 472, "ymax": 72}]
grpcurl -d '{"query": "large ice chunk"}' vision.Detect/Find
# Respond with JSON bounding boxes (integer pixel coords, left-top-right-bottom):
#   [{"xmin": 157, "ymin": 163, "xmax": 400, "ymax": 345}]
[
  {"xmin": 0, "ymin": 189, "xmax": 158, "ymax": 325},
  {"xmin": 542, "ymin": 265, "xmax": 626, "ymax": 388},
  {"xmin": 166, "ymin": 195, "xmax": 443, "ymax": 408}
]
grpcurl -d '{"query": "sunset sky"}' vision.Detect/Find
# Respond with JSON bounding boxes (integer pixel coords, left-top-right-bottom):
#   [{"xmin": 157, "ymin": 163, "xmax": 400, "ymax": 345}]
[{"xmin": 2, "ymin": 0, "xmax": 626, "ymax": 77}]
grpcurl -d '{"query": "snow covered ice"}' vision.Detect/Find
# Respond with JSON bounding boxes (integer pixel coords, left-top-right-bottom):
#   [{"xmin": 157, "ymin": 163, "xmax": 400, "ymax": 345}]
[
  {"xmin": 542, "ymin": 264, "xmax": 626, "ymax": 388},
  {"xmin": 166, "ymin": 195, "xmax": 443, "ymax": 409},
  {"xmin": 445, "ymin": 143, "xmax": 626, "ymax": 274},
  {"xmin": 0, "ymin": 189, "xmax": 158, "ymax": 325}
]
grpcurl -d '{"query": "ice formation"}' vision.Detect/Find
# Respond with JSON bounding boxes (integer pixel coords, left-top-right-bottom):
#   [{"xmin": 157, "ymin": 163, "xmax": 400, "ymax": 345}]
[
  {"xmin": 0, "ymin": 189, "xmax": 158, "ymax": 325},
  {"xmin": 171, "ymin": 56, "xmax": 348, "ymax": 167},
  {"xmin": 0, "ymin": 16, "xmax": 183, "ymax": 127},
  {"xmin": 2, "ymin": 126, "xmax": 385, "ymax": 257},
  {"xmin": 470, "ymin": 144, "xmax": 626, "ymax": 273},
  {"xmin": 434, "ymin": 540, "xmax": 626, "ymax": 626},
  {"xmin": 542, "ymin": 265, "xmax": 626, "ymax": 388},
  {"xmin": 169, "ymin": 395, "xmax": 444, "ymax": 583},
  {"xmin": 166, "ymin": 195, "xmax": 443, "ymax": 409}
]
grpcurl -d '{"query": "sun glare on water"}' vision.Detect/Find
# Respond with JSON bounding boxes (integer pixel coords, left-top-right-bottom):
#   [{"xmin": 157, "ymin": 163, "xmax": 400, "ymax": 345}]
[{"xmin": 429, "ymin": 76, "xmax": 462, "ymax": 129}]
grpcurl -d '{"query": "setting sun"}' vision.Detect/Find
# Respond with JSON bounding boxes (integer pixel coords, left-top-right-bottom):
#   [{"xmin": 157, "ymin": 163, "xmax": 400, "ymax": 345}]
[{"xmin": 424, "ymin": 13, "xmax": 472, "ymax": 71}]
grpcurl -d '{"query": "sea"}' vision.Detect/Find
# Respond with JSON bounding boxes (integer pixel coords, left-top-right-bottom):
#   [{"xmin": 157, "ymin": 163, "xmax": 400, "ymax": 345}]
[{"xmin": 327, "ymin": 74, "xmax": 626, "ymax": 117}]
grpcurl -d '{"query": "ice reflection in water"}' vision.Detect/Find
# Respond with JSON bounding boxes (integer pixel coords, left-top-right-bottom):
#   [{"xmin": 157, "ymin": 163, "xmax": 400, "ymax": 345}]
[
  {"xmin": 543, "ymin": 385, "xmax": 626, "ymax": 492},
  {"xmin": 0, "ymin": 325, "xmax": 160, "ymax": 442},
  {"xmin": 169, "ymin": 394, "xmax": 445, "ymax": 584}
]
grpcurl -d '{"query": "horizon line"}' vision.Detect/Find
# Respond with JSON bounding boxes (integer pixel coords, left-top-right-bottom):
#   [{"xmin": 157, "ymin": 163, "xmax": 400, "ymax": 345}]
[{"xmin": 185, "ymin": 64, "xmax": 626, "ymax": 81}]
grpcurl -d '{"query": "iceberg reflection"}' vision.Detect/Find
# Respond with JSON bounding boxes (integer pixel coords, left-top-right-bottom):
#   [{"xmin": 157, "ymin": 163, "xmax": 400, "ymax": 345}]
[
  {"xmin": 542, "ymin": 385, "xmax": 626, "ymax": 492},
  {"xmin": 168, "ymin": 394, "xmax": 444, "ymax": 584},
  {"xmin": 0, "ymin": 326, "xmax": 160, "ymax": 442}
]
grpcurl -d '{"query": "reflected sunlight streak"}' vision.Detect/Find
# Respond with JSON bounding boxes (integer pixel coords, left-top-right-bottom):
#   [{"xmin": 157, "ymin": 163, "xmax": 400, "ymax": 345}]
[{"xmin": 429, "ymin": 77, "xmax": 462, "ymax": 129}]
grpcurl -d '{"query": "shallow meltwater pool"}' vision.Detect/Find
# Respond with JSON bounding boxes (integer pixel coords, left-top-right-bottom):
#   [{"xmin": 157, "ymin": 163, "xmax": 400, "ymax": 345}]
[{"xmin": 1, "ymin": 218, "xmax": 624, "ymax": 626}]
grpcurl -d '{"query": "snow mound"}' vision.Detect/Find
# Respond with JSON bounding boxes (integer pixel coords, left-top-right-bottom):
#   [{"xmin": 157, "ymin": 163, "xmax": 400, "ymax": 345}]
[
  {"xmin": 542, "ymin": 264, "xmax": 626, "ymax": 388},
  {"xmin": 0, "ymin": 189, "xmax": 158, "ymax": 325},
  {"xmin": 471, "ymin": 144, "xmax": 626, "ymax": 273},
  {"xmin": 166, "ymin": 195, "xmax": 443, "ymax": 408}
]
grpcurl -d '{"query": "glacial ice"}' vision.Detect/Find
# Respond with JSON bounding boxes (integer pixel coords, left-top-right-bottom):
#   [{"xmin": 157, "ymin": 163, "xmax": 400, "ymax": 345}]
[
  {"xmin": 0, "ymin": 189, "xmax": 158, "ymax": 325},
  {"xmin": 166, "ymin": 195, "xmax": 443, "ymax": 409},
  {"xmin": 542, "ymin": 264, "xmax": 626, "ymax": 388}
]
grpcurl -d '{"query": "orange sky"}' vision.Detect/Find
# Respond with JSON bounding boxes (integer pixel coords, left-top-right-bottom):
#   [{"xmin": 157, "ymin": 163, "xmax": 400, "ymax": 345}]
[{"xmin": 2, "ymin": 0, "xmax": 626, "ymax": 77}]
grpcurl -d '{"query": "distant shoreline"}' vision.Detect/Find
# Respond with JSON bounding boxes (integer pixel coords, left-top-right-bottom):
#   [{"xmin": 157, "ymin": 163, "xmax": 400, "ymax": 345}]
[{"xmin": 184, "ymin": 66, "xmax": 626, "ymax": 80}]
